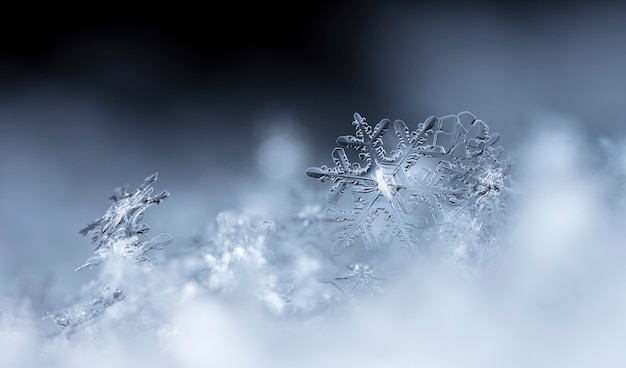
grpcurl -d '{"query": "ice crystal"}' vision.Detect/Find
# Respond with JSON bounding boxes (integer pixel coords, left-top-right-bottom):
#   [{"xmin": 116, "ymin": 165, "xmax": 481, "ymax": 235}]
[
  {"xmin": 436, "ymin": 214, "xmax": 499, "ymax": 268},
  {"xmin": 173, "ymin": 205, "xmax": 344, "ymax": 317},
  {"xmin": 45, "ymin": 173, "xmax": 172, "ymax": 332},
  {"xmin": 44, "ymin": 287, "xmax": 125, "ymax": 330},
  {"xmin": 268, "ymin": 190, "xmax": 356, "ymax": 314},
  {"xmin": 76, "ymin": 172, "xmax": 172, "ymax": 271},
  {"xmin": 184, "ymin": 212, "xmax": 295, "ymax": 315},
  {"xmin": 307, "ymin": 112, "xmax": 512, "ymax": 257},
  {"xmin": 326, "ymin": 263, "xmax": 384, "ymax": 298},
  {"xmin": 276, "ymin": 187, "xmax": 328, "ymax": 240},
  {"xmin": 198, "ymin": 212, "xmax": 274, "ymax": 291}
]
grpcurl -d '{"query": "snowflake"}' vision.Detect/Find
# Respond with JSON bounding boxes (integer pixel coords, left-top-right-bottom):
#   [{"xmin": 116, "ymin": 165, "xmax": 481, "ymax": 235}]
[
  {"xmin": 307, "ymin": 112, "xmax": 512, "ymax": 256},
  {"xmin": 45, "ymin": 173, "xmax": 172, "ymax": 332},
  {"xmin": 76, "ymin": 172, "xmax": 172, "ymax": 271},
  {"xmin": 327, "ymin": 263, "xmax": 384, "ymax": 298}
]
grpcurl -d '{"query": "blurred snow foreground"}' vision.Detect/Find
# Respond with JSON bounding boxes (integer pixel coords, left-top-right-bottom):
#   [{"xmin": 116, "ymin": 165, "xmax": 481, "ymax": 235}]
[{"xmin": 2, "ymin": 112, "xmax": 625, "ymax": 366}]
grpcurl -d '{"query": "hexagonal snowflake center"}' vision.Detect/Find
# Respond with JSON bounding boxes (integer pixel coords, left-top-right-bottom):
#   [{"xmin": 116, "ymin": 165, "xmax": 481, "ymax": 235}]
[{"xmin": 374, "ymin": 168, "xmax": 396, "ymax": 200}]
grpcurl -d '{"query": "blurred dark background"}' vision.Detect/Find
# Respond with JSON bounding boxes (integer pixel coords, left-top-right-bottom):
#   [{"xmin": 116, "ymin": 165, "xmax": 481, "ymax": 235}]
[
  {"xmin": 3, "ymin": 1, "xmax": 625, "ymax": 146},
  {"xmin": 1, "ymin": 0, "xmax": 625, "ymax": 310}
]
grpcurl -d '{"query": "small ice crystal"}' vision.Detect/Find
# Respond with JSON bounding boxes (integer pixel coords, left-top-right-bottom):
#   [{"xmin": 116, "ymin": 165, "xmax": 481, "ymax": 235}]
[
  {"xmin": 44, "ymin": 286, "xmax": 125, "ymax": 331},
  {"xmin": 329, "ymin": 263, "xmax": 384, "ymax": 298}
]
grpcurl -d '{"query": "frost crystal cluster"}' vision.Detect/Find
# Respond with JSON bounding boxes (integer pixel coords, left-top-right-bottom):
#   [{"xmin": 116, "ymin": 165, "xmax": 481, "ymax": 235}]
[
  {"xmin": 178, "ymin": 212, "xmax": 296, "ymax": 315},
  {"xmin": 174, "ymin": 205, "xmax": 346, "ymax": 316},
  {"xmin": 76, "ymin": 172, "xmax": 172, "ymax": 271},
  {"xmin": 307, "ymin": 112, "xmax": 512, "ymax": 263},
  {"xmin": 44, "ymin": 287, "xmax": 125, "ymax": 329},
  {"xmin": 45, "ymin": 173, "xmax": 172, "ymax": 331}
]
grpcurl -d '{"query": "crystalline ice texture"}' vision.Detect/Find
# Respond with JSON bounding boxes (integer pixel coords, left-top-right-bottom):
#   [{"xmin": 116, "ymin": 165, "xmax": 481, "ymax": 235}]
[
  {"xmin": 46, "ymin": 173, "xmax": 172, "ymax": 331},
  {"xmin": 330, "ymin": 263, "xmax": 383, "ymax": 298},
  {"xmin": 76, "ymin": 173, "xmax": 172, "ymax": 271},
  {"xmin": 307, "ymin": 112, "xmax": 511, "ymax": 256},
  {"xmin": 44, "ymin": 287, "xmax": 125, "ymax": 330}
]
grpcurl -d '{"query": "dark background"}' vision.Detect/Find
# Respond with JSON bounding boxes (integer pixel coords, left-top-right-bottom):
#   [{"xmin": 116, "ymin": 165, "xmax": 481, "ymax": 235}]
[
  {"xmin": 1, "ymin": 0, "xmax": 625, "ymax": 308},
  {"xmin": 2, "ymin": 1, "xmax": 625, "ymax": 142}
]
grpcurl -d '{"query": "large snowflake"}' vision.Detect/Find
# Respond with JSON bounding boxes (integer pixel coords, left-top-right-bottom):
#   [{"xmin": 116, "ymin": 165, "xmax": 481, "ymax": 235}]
[{"xmin": 307, "ymin": 112, "xmax": 511, "ymax": 256}]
